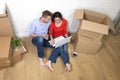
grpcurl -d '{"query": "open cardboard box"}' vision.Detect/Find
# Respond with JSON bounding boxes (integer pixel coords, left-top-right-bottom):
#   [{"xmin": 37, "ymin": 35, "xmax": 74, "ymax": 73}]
[
  {"xmin": 72, "ymin": 9, "xmax": 114, "ymax": 54},
  {"xmin": 73, "ymin": 9, "xmax": 114, "ymax": 39}
]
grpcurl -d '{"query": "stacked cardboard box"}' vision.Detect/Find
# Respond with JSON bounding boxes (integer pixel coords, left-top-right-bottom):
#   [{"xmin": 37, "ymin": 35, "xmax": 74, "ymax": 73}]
[
  {"xmin": 0, "ymin": 7, "xmax": 26, "ymax": 68},
  {"xmin": 73, "ymin": 9, "xmax": 114, "ymax": 54},
  {"xmin": 0, "ymin": 37, "xmax": 12, "ymax": 67}
]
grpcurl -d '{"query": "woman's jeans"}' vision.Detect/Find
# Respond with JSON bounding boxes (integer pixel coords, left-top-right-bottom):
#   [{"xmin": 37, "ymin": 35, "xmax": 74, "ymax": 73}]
[
  {"xmin": 32, "ymin": 36, "xmax": 69, "ymax": 65},
  {"xmin": 49, "ymin": 43, "xmax": 69, "ymax": 65}
]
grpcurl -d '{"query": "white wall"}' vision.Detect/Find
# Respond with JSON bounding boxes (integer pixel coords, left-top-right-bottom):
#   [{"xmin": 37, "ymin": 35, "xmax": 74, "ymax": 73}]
[{"xmin": 1, "ymin": 0, "xmax": 120, "ymax": 37}]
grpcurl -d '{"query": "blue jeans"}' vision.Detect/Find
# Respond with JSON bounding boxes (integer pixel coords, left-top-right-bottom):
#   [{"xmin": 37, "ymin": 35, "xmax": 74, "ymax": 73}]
[
  {"xmin": 49, "ymin": 44, "xmax": 69, "ymax": 64},
  {"xmin": 32, "ymin": 36, "xmax": 52, "ymax": 58}
]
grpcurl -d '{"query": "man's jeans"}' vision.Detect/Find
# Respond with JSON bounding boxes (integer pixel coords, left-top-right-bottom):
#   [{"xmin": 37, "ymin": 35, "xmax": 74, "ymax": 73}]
[{"xmin": 32, "ymin": 36, "xmax": 51, "ymax": 58}]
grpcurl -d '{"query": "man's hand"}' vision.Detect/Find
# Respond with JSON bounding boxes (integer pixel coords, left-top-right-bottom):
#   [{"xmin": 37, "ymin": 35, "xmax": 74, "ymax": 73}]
[
  {"xmin": 42, "ymin": 34, "xmax": 49, "ymax": 40},
  {"xmin": 30, "ymin": 34, "xmax": 38, "ymax": 37},
  {"xmin": 49, "ymin": 39, "xmax": 55, "ymax": 45}
]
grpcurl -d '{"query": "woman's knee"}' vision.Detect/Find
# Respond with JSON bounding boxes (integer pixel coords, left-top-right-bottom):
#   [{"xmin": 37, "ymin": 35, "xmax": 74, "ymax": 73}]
[{"xmin": 63, "ymin": 44, "xmax": 68, "ymax": 51}]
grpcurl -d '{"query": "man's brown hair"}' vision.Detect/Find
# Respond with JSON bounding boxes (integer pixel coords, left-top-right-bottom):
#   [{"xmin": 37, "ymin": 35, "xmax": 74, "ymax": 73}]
[{"xmin": 42, "ymin": 10, "xmax": 52, "ymax": 17}]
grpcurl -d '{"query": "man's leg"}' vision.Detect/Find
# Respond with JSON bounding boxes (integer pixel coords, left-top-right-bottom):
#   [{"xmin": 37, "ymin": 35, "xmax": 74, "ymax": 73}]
[
  {"xmin": 43, "ymin": 39, "xmax": 53, "ymax": 48},
  {"xmin": 32, "ymin": 36, "xmax": 45, "ymax": 66}
]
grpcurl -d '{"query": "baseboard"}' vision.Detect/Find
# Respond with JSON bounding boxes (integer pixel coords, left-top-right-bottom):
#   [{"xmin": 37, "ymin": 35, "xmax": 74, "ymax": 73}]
[{"xmin": 16, "ymin": 32, "xmax": 29, "ymax": 38}]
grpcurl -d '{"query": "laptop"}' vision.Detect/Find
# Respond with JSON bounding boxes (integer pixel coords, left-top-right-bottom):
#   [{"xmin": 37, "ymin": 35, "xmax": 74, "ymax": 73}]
[{"xmin": 50, "ymin": 36, "xmax": 72, "ymax": 48}]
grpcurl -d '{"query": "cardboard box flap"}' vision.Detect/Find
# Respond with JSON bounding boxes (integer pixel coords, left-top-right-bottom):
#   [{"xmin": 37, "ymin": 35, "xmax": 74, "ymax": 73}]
[
  {"xmin": 0, "ymin": 36, "xmax": 11, "ymax": 60},
  {"xmin": 0, "ymin": 6, "xmax": 14, "ymax": 37},
  {"xmin": 78, "ymin": 29, "xmax": 103, "ymax": 40},
  {"xmin": 84, "ymin": 10, "xmax": 106, "ymax": 23},
  {"xmin": 104, "ymin": 16, "xmax": 115, "ymax": 33},
  {"xmin": 84, "ymin": 9, "xmax": 106, "ymax": 19},
  {"xmin": 81, "ymin": 20, "xmax": 109, "ymax": 35},
  {"xmin": 74, "ymin": 9, "xmax": 84, "ymax": 19}
]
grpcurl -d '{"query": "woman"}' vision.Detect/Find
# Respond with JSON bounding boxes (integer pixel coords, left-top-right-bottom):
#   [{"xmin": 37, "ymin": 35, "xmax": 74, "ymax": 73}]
[{"xmin": 46, "ymin": 12, "xmax": 71, "ymax": 72}]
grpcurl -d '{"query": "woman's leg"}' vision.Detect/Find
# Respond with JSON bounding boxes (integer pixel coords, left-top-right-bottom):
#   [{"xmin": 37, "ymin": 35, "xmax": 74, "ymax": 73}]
[
  {"xmin": 43, "ymin": 39, "xmax": 53, "ymax": 48},
  {"xmin": 32, "ymin": 36, "xmax": 45, "ymax": 65},
  {"xmin": 60, "ymin": 44, "xmax": 71, "ymax": 71},
  {"xmin": 46, "ymin": 47, "xmax": 60, "ymax": 71},
  {"xmin": 60, "ymin": 44, "xmax": 69, "ymax": 64}
]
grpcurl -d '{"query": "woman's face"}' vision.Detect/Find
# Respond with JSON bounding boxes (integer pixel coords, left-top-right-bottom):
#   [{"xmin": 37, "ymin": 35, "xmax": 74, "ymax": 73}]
[{"xmin": 54, "ymin": 17, "xmax": 62, "ymax": 23}]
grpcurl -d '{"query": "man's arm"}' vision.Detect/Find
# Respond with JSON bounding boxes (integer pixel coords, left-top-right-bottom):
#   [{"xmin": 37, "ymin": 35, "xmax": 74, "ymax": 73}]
[
  {"xmin": 30, "ymin": 34, "xmax": 38, "ymax": 37},
  {"xmin": 29, "ymin": 21, "xmax": 44, "ymax": 38},
  {"xmin": 30, "ymin": 34, "xmax": 48, "ymax": 40}
]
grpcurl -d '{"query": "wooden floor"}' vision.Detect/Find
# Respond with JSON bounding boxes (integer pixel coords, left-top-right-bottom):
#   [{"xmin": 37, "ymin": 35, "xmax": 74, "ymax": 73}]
[{"xmin": 0, "ymin": 33, "xmax": 120, "ymax": 80}]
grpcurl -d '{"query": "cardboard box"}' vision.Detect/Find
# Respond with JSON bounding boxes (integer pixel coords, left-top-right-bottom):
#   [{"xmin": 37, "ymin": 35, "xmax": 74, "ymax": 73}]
[
  {"xmin": 74, "ymin": 9, "xmax": 114, "ymax": 35},
  {"xmin": 0, "ymin": 7, "xmax": 13, "ymax": 67},
  {"xmin": 0, "ymin": 14, "xmax": 14, "ymax": 37},
  {"xmin": 74, "ymin": 34, "xmax": 102, "ymax": 54},
  {"xmin": 72, "ymin": 9, "xmax": 114, "ymax": 54},
  {"xmin": 0, "ymin": 6, "xmax": 26, "ymax": 67},
  {"xmin": 11, "ymin": 46, "xmax": 26, "ymax": 65},
  {"xmin": 69, "ymin": 32, "xmax": 77, "ymax": 42},
  {"xmin": 0, "ymin": 36, "xmax": 12, "ymax": 67}
]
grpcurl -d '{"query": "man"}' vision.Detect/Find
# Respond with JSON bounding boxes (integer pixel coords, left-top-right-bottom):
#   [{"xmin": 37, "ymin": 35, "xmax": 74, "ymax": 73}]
[{"xmin": 29, "ymin": 10, "xmax": 52, "ymax": 66}]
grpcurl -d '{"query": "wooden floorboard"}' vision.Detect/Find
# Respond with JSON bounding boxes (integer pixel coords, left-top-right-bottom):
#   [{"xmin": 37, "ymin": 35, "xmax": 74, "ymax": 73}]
[{"xmin": 0, "ymin": 33, "xmax": 120, "ymax": 80}]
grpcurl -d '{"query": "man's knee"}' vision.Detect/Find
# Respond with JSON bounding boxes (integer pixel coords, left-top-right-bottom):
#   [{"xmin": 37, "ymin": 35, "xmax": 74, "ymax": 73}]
[
  {"xmin": 32, "ymin": 36, "xmax": 44, "ymax": 45},
  {"xmin": 37, "ymin": 36, "xmax": 44, "ymax": 43}
]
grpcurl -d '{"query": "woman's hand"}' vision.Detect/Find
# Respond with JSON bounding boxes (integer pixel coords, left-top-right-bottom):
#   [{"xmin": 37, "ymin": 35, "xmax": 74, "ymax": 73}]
[
  {"xmin": 65, "ymin": 34, "xmax": 68, "ymax": 38},
  {"xmin": 50, "ymin": 39, "xmax": 55, "ymax": 45}
]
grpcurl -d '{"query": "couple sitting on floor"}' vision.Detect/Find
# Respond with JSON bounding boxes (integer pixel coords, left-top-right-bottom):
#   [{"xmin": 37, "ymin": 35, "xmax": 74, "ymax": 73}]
[{"xmin": 29, "ymin": 10, "xmax": 71, "ymax": 72}]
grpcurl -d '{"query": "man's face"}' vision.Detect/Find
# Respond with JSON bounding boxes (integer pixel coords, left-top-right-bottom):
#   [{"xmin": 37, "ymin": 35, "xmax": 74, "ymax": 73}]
[{"xmin": 43, "ymin": 16, "xmax": 51, "ymax": 23}]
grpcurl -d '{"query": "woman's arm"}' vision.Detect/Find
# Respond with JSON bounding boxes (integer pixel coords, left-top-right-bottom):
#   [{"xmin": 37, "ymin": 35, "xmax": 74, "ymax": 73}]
[
  {"xmin": 49, "ymin": 35, "xmax": 55, "ymax": 45},
  {"xmin": 49, "ymin": 23, "xmax": 55, "ymax": 45},
  {"xmin": 63, "ymin": 19, "xmax": 68, "ymax": 38},
  {"xmin": 50, "ymin": 35, "xmax": 54, "ymax": 40},
  {"xmin": 49, "ymin": 23, "xmax": 54, "ymax": 39}
]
